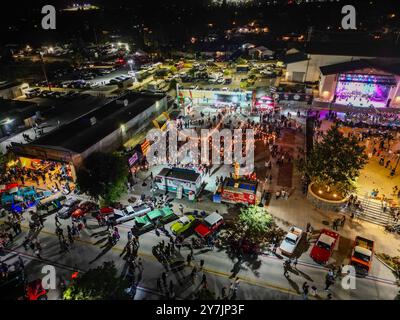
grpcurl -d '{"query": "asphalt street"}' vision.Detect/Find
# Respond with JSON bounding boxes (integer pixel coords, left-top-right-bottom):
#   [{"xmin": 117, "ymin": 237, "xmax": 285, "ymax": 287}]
[{"xmin": 1, "ymin": 203, "xmax": 398, "ymax": 300}]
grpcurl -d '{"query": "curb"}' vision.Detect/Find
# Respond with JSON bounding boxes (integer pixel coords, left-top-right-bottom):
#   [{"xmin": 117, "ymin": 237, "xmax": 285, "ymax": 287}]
[{"xmin": 375, "ymin": 254, "xmax": 400, "ymax": 283}]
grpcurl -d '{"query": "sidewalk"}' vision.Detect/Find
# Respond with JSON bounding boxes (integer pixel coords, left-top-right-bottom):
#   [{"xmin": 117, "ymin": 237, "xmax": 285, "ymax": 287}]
[{"xmin": 267, "ymin": 164, "xmax": 400, "ymax": 259}]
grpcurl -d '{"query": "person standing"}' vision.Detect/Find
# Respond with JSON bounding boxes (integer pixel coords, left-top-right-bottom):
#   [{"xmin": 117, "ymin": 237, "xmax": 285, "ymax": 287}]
[
  {"xmin": 127, "ymin": 231, "xmax": 133, "ymax": 242},
  {"xmin": 137, "ymin": 257, "xmax": 143, "ymax": 271},
  {"xmin": 302, "ymin": 282, "xmax": 309, "ymax": 300},
  {"xmin": 199, "ymin": 259, "xmax": 204, "ymax": 271},
  {"xmin": 325, "ymin": 275, "xmax": 334, "ymax": 291},
  {"xmin": 310, "ymin": 285, "xmax": 317, "ymax": 297},
  {"xmin": 191, "ymin": 266, "xmax": 197, "ymax": 283},
  {"xmin": 35, "ymin": 247, "xmax": 42, "ymax": 259},
  {"xmin": 201, "ymin": 274, "xmax": 207, "ymax": 288},
  {"xmin": 293, "ymin": 257, "xmax": 298, "ymax": 269},
  {"xmin": 283, "ymin": 260, "xmax": 290, "ymax": 277},
  {"xmin": 187, "ymin": 253, "xmax": 192, "ymax": 266}
]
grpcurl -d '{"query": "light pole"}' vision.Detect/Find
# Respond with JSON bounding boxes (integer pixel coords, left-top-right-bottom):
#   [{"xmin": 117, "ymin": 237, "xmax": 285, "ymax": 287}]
[
  {"xmin": 127, "ymin": 59, "xmax": 134, "ymax": 73},
  {"xmin": 39, "ymin": 52, "xmax": 51, "ymax": 91}
]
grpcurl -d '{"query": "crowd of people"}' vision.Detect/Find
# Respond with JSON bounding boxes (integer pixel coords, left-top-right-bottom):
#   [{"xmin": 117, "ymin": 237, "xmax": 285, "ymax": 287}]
[{"xmin": 1, "ymin": 160, "xmax": 74, "ymax": 198}]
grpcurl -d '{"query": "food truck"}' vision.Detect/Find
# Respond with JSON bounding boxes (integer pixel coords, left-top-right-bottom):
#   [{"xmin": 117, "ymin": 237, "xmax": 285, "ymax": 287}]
[
  {"xmin": 215, "ymin": 177, "xmax": 258, "ymax": 205},
  {"xmin": 154, "ymin": 167, "xmax": 202, "ymax": 199}
]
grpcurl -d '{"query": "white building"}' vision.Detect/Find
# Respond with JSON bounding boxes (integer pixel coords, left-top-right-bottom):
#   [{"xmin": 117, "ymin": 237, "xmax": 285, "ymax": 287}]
[
  {"xmin": 248, "ymin": 46, "xmax": 274, "ymax": 59},
  {"xmin": 284, "ymin": 43, "xmax": 400, "ymax": 83}
]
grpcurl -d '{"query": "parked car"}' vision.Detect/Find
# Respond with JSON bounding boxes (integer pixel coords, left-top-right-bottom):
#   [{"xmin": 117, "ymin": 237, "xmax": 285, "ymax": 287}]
[
  {"xmin": 170, "ymin": 215, "xmax": 196, "ymax": 235},
  {"xmin": 279, "ymin": 226, "xmax": 303, "ymax": 256},
  {"xmin": 71, "ymin": 201, "xmax": 99, "ymax": 219},
  {"xmin": 39, "ymin": 90, "xmax": 51, "ymax": 97},
  {"xmin": 310, "ymin": 229, "xmax": 340, "ymax": 264},
  {"xmin": 36, "ymin": 196, "xmax": 67, "ymax": 216},
  {"xmin": 57, "ymin": 198, "xmax": 81, "ymax": 219},
  {"xmin": 217, "ymin": 77, "xmax": 225, "ymax": 84},
  {"xmin": 224, "ymin": 78, "xmax": 232, "ymax": 84},
  {"xmin": 194, "ymin": 212, "xmax": 224, "ymax": 238},
  {"xmin": 350, "ymin": 236, "xmax": 374, "ymax": 275},
  {"xmin": 25, "ymin": 88, "xmax": 41, "ymax": 98},
  {"xmin": 0, "ymin": 270, "xmax": 48, "ymax": 300},
  {"xmin": 133, "ymin": 215, "xmax": 153, "ymax": 231},
  {"xmin": 112, "ymin": 204, "xmax": 152, "ymax": 224}
]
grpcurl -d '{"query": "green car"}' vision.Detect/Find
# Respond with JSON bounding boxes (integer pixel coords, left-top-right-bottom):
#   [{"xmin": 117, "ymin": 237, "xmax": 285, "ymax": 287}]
[
  {"xmin": 134, "ymin": 215, "xmax": 152, "ymax": 230},
  {"xmin": 170, "ymin": 215, "xmax": 196, "ymax": 235}
]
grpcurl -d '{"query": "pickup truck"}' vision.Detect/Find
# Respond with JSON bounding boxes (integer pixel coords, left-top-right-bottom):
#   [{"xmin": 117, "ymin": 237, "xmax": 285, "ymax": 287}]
[
  {"xmin": 194, "ymin": 212, "xmax": 224, "ymax": 238},
  {"xmin": 112, "ymin": 204, "xmax": 151, "ymax": 224},
  {"xmin": 310, "ymin": 229, "xmax": 340, "ymax": 264},
  {"xmin": 279, "ymin": 226, "xmax": 303, "ymax": 256},
  {"xmin": 350, "ymin": 236, "xmax": 374, "ymax": 275}
]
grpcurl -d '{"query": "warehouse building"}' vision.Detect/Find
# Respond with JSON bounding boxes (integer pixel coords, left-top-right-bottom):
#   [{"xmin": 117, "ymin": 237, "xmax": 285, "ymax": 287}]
[{"xmin": 11, "ymin": 92, "xmax": 167, "ymax": 179}]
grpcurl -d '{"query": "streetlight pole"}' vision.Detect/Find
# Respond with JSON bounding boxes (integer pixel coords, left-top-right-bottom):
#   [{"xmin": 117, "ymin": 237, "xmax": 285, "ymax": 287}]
[
  {"xmin": 39, "ymin": 52, "xmax": 51, "ymax": 92},
  {"xmin": 128, "ymin": 59, "xmax": 134, "ymax": 73}
]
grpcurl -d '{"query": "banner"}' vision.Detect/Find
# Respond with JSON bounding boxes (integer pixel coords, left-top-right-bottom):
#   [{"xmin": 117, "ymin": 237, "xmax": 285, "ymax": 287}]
[{"xmin": 273, "ymin": 92, "xmax": 313, "ymax": 103}]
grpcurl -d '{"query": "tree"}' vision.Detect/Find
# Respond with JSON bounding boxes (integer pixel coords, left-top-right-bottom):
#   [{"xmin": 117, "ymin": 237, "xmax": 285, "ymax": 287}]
[
  {"xmin": 235, "ymin": 57, "xmax": 247, "ymax": 65},
  {"xmin": 238, "ymin": 205, "xmax": 273, "ymax": 241},
  {"xmin": 76, "ymin": 152, "xmax": 127, "ymax": 205},
  {"xmin": 63, "ymin": 261, "xmax": 130, "ymax": 300},
  {"xmin": 298, "ymin": 124, "xmax": 368, "ymax": 195},
  {"xmin": 0, "ymin": 152, "xmax": 7, "ymax": 177}
]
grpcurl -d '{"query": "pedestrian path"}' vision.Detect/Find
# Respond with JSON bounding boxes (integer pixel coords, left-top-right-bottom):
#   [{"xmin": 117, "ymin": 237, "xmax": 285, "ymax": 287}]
[{"xmin": 341, "ymin": 197, "xmax": 396, "ymax": 226}]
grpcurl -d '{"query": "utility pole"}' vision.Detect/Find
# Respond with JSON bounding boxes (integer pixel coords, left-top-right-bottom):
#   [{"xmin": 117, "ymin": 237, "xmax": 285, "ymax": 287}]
[
  {"xmin": 304, "ymin": 26, "xmax": 313, "ymax": 87},
  {"xmin": 39, "ymin": 52, "xmax": 51, "ymax": 91}
]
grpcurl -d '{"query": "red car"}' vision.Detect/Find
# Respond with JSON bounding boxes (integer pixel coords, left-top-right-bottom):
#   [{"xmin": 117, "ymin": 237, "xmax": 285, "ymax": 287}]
[
  {"xmin": 0, "ymin": 183, "xmax": 19, "ymax": 193},
  {"xmin": 98, "ymin": 207, "xmax": 114, "ymax": 216},
  {"xmin": 194, "ymin": 213, "xmax": 224, "ymax": 238},
  {"xmin": 310, "ymin": 229, "xmax": 340, "ymax": 264},
  {"xmin": 71, "ymin": 201, "xmax": 98, "ymax": 219}
]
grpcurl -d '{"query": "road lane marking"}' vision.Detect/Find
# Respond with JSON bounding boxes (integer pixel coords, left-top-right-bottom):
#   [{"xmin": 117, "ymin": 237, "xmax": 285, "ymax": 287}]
[
  {"xmin": 15, "ymin": 225, "xmax": 302, "ymax": 297},
  {"xmin": 16, "ymin": 223, "xmax": 398, "ymax": 298},
  {"xmin": 2, "ymin": 248, "xmax": 167, "ymax": 299}
]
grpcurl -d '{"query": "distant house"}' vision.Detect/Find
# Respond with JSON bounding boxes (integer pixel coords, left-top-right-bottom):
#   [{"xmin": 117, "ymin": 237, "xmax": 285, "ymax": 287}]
[
  {"xmin": 248, "ymin": 46, "xmax": 274, "ymax": 59},
  {"xmin": 0, "ymin": 81, "xmax": 29, "ymax": 99},
  {"xmin": 284, "ymin": 42, "xmax": 400, "ymax": 83},
  {"xmin": 286, "ymin": 48, "xmax": 301, "ymax": 55},
  {"xmin": 0, "ymin": 99, "xmax": 39, "ymax": 140},
  {"xmin": 241, "ymin": 43, "xmax": 256, "ymax": 50}
]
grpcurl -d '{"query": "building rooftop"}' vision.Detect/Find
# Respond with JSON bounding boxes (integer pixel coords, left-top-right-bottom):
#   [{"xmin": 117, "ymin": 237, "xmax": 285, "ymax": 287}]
[
  {"xmin": 156, "ymin": 167, "xmax": 201, "ymax": 183},
  {"xmin": 284, "ymin": 52, "xmax": 308, "ymax": 64},
  {"xmin": 320, "ymin": 59, "xmax": 400, "ymax": 76},
  {"xmin": 0, "ymin": 81, "xmax": 23, "ymax": 91},
  {"xmin": 28, "ymin": 92, "xmax": 164, "ymax": 154},
  {"xmin": 0, "ymin": 99, "xmax": 38, "ymax": 119},
  {"xmin": 306, "ymin": 42, "xmax": 400, "ymax": 58}
]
